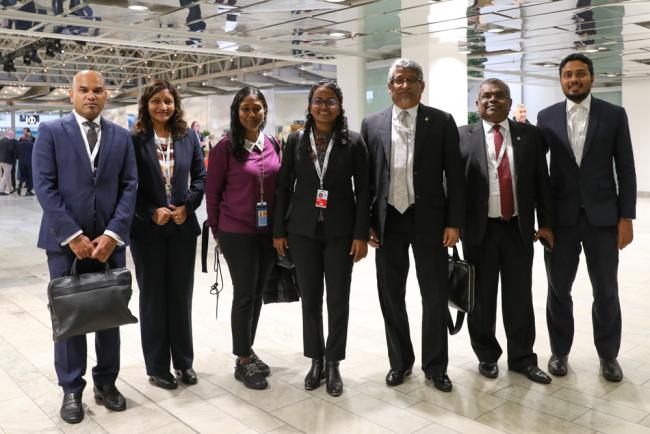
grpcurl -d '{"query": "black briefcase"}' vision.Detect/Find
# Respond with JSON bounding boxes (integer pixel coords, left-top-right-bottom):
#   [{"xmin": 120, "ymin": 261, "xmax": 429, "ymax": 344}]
[
  {"xmin": 47, "ymin": 259, "xmax": 138, "ymax": 342},
  {"xmin": 447, "ymin": 246, "xmax": 475, "ymax": 335}
]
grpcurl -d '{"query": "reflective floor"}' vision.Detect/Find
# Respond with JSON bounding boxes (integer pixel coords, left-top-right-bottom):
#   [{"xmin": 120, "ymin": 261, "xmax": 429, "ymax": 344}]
[{"xmin": 0, "ymin": 195, "xmax": 649, "ymax": 434}]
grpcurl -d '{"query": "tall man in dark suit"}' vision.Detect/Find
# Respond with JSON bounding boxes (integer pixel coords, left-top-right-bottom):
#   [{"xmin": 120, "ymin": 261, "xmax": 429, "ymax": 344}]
[
  {"xmin": 459, "ymin": 78, "xmax": 553, "ymax": 384},
  {"xmin": 537, "ymin": 53, "xmax": 636, "ymax": 382},
  {"xmin": 0, "ymin": 129, "xmax": 17, "ymax": 195},
  {"xmin": 32, "ymin": 70, "xmax": 138, "ymax": 423},
  {"xmin": 361, "ymin": 59, "xmax": 466, "ymax": 392}
]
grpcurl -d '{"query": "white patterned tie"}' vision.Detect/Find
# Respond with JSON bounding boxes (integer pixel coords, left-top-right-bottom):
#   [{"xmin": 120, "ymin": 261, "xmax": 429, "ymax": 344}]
[{"xmin": 392, "ymin": 111, "xmax": 412, "ymax": 213}]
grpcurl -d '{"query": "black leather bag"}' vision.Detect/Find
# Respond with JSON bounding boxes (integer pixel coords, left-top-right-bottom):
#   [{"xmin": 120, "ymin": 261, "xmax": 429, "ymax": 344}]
[
  {"xmin": 447, "ymin": 246, "xmax": 475, "ymax": 335},
  {"xmin": 47, "ymin": 259, "xmax": 138, "ymax": 342},
  {"xmin": 263, "ymin": 261, "xmax": 300, "ymax": 304}
]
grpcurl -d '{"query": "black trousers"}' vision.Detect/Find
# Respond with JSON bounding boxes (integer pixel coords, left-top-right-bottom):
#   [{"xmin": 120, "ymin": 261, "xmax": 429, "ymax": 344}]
[
  {"xmin": 375, "ymin": 206, "xmax": 449, "ymax": 376},
  {"xmin": 47, "ymin": 250, "xmax": 123, "ymax": 394},
  {"xmin": 131, "ymin": 235, "xmax": 196, "ymax": 376},
  {"xmin": 464, "ymin": 218, "xmax": 537, "ymax": 371},
  {"xmin": 545, "ymin": 209, "xmax": 621, "ymax": 359},
  {"xmin": 218, "ymin": 231, "xmax": 276, "ymax": 357},
  {"xmin": 18, "ymin": 162, "xmax": 32, "ymax": 190},
  {"xmin": 289, "ymin": 228, "xmax": 353, "ymax": 362}
]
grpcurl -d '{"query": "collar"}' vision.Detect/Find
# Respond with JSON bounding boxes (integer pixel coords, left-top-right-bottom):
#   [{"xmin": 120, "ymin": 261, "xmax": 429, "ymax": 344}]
[
  {"xmin": 72, "ymin": 109, "xmax": 101, "ymax": 128},
  {"xmin": 243, "ymin": 131, "xmax": 264, "ymax": 153},
  {"xmin": 566, "ymin": 93, "xmax": 591, "ymax": 114},
  {"xmin": 481, "ymin": 118, "xmax": 510, "ymax": 135},
  {"xmin": 392, "ymin": 104, "xmax": 419, "ymax": 121}
]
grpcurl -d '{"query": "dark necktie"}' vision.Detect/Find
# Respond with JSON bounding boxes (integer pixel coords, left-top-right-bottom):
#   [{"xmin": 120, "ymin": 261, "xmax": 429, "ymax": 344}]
[
  {"xmin": 493, "ymin": 125, "xmax": 514, "ymax": 220},
  {"xmin": 84, "ymin": 121, "xmax": 98, "ymax": 153}
]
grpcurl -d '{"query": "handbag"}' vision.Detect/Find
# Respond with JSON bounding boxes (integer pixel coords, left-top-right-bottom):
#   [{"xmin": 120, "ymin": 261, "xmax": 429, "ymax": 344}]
[
  {"xmin": 47, "ymin": 259, "xmax": 138, "ymax": 342},
  {"xmin": 447, "ymin": 245, "xmax": 475, "ymax": 335},
  {"xmin": 263, "ymin": 258, "xmax": 300, "ymax": 304}
]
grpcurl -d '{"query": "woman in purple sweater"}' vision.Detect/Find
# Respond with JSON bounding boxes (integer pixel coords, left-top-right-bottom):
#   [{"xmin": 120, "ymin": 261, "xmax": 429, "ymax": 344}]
[{"xmin": 205, "ymin": 87, "xmax": 281, "ymax": 390}]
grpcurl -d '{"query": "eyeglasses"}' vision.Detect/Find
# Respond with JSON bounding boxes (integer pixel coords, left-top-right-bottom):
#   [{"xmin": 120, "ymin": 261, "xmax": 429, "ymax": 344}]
[
  {"xmin": 391, "ymin": 77, "xmax": 420, "ymax": 86},
  {"xmin": 311, "ymin": 98, "xmax": 339, "ymax": 108}
]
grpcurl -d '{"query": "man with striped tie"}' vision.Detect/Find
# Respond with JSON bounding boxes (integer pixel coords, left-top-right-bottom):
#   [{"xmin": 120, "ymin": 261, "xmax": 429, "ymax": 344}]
[{"xmin": 458, "ymin": 78, "xmax": 554, "ymax": 384}]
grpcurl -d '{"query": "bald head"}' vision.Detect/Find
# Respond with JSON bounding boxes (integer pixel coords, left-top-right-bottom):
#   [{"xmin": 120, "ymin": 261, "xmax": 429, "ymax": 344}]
[
  {"xmin": 69, "ymin": 70, "xmax": 107, "ymax": 120},
  {"xmin": 4, "ymin": 130, "xmax": 15, "ymax": 139}
]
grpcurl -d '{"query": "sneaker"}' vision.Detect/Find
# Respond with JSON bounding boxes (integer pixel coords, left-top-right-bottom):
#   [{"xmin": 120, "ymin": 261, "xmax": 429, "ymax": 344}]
[
  {"xmin": 235, "ymin": 359, "xmax": 268, "ymax": 390},
  {"xmin": 250, "ymin": 351, "xmax": 271, "ymax": 377}
]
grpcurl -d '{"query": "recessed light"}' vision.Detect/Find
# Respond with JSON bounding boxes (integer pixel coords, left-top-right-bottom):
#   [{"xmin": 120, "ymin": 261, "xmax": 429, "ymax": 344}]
[
  {"xmin": 486, "ymin": 27, "xmax": 504, "ymax": 33},
  {"xmin": 128, "ymin": 5, "xmax": 149, "ymax": 11},
  {"xmin": 329, "ymin": 31, "xmax": 346, "ymax": 38}
]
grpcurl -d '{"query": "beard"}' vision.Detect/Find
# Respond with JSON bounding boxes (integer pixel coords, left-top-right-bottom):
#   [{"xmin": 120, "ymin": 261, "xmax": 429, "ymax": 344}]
[{"xmin": 564, "ymin": 91, "xmax": 589, "ymax": 103}]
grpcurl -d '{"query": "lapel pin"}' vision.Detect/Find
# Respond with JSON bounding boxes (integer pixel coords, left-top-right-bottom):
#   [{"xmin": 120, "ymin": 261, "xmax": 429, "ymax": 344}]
[
  {"xmin": 425, "ymin": 117, "xmax": 429, "ymax": 122},
  {"xmin": 517, "ymin": 136, "xmax": 521, "ymax": 140}
]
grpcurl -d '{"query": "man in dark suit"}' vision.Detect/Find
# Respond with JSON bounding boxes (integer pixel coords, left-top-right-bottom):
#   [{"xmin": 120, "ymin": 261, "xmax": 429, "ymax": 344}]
[
  {"xmin": 537, "ymin": 53, "xmax": 636, "ymax": 382},
  {"xmin": 16, "ymin": 128, "xmax": 35, "ymax": 196},
  {"xmin": 512, "ymin": 104, "xmax": 532, "ymax": 125},
  {"xmin": 0, "ymin": 129, "xmax": 17, "ymax": 195},
  {"xmin": 459, "ymin": 78, "xmax": 553, "ymax": 384},
  {"xmin": 32, "ymin": 70, "xmax": 137, "ymax": 423},
  {"xmin": 361, "ymin": 59, "xmax": 466, "ymax": 392}
]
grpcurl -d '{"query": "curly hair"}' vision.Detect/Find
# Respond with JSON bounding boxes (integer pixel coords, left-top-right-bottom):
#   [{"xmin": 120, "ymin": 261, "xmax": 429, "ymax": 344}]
[
  {"xmin": 134, "ymin": 79, "xmax": 187, "ymax": 140},
  {"xmin": 300, "ymin": 79, "xmax": 351, "ymax": 160},
  {"xmin": 229, "ymin": 86, "xmax": 268, "ymax": 162}
]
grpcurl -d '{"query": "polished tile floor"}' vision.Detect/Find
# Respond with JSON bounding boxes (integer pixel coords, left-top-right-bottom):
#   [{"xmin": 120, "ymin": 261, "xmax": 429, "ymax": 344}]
[{"xmin": 0, "ymin": 195, "xmax": 649, "ymax": 434}]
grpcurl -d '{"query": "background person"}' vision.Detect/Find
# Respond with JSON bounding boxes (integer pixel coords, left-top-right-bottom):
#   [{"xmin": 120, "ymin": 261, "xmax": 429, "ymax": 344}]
[
  {"xmin": 273, "ymin": 79, "xmax": 369, "ymax": 397},
  {"xmin": 205, "ymin": 87, "xmax": 281, "ymax": 390},
  {"xmin": 130, "ymin": 79, "xmax": 206, "ymax": 390},
  {"xmin": 0, "ymin": 129, "xmax": 17, "ymax": 195},
  {"xmin": 17, "ymin": 127, "xmax": 35, "ymax": 196}
]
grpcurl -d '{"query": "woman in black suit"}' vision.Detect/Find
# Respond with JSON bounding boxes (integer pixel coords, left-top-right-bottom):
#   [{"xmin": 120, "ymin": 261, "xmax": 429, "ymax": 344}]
[
  {"xmin": 273, "ymin": 79, "xmax": 369, "ymax": 396},
  {"xmin": 130, "ymin": 80, "xmax": 206, "ymax": 390}
]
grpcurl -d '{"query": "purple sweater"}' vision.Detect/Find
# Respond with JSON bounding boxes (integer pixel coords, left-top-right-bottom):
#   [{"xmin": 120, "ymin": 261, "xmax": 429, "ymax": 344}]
[{"xmin": 206, "ymin": 135, "xmax": 281, "ymax": 234}]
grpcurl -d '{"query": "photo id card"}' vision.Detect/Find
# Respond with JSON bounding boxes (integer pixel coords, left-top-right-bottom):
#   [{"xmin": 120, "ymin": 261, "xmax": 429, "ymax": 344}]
[
  {"xmin": 256, "ymin": 201, "xmax": 268, "ymax": 228},
  {"xmin": 315, "ymin": 189, "xmax": 328, "ymax": 208}
]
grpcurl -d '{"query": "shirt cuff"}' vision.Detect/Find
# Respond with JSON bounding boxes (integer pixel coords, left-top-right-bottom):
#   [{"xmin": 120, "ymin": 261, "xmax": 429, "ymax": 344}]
[
  {"xmin": 104, "ymin": 230, "xmax": 125, "ymax": 247},
  {"xmin": 61, "ymin": 230, "xmax": 83, "ymax": 246}
]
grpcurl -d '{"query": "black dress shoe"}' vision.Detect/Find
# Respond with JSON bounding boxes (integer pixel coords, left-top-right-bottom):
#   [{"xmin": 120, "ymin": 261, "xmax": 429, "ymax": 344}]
[
  {"xmin": 385, "ymin": 367, "xmax": 412, "ymax": 386},
  {"xmin": 325, "ymin": 361, "xmax": 343, "ymax": 397},
  {"xmin": 600, "ymin": 358, "xmax": 623, "ymax": 382},
  {"xmin": 426, "ymin": 373, "xmax": 453, "ymax": 392},
  {"xmin": 60, "ymin": 393, "xmax": 84, "ymax": 424},
  {"xmin": 93, "ymin": 384, "xmax": 126, "ymax": 411},
  {"xmin": 478, "ymin": 362, "xmax": 499, "ymax": 379},
  {"xmin": 25, "ymin": 190, "xmax": 34, "ymax": 196},
  {"xmin": 520, "ymin": 365, "xmax": 552, "ymax": 384},
  {"xmin": 548, "ymin": 354, "xmax": 568, "ymax": 376},
  {"xmin": 150, "ymin": 373, "xmax": 178, "ymax": 390},
  {"xmin": 251, "ymin": 351, "xmax": 271, "ymax": 377},
  {"xmin": 175, "ymin": 368, "xmax": 198, "ymax": 385},
  {"xmin": 304, "ymin": 358, "xmax": 325, "ymax": 390}
]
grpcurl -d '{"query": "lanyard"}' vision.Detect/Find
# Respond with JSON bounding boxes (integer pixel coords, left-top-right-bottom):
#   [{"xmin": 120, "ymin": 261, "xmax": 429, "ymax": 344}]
[
  {"xmin": 257, "ymin": 143, "xmax": 266, "ymax": 202},
  {"xmin": 154, "ymin": 132, "xmax": 173, "ymax": 202},
  {"xmin": 489, "ymin": 127, "xmax": 508, "ymax": 170},
  {"xmin": 309, "ymin": 130, "xmax": 334, "ymax": 189}
]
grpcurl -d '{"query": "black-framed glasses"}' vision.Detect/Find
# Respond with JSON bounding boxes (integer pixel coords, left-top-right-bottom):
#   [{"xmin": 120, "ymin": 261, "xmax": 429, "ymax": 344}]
[
  {"xmin": 391, "ymin": 77, "xmax": 420, "ymax": 86},
  {"xmin": 311, "ymin": 98, "xmax": 340, "ymax": 108}
]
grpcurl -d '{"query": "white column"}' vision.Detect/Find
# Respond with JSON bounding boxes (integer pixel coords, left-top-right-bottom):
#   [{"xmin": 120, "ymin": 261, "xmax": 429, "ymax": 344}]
[
  {"xmin": 401, "ymin": 0, "xmax": 468, "ymax": 126},
  {"xmin": 336, "ymin": 57, "xmax": 366, "ymax": 132},
  {"xmin": 622, "ymin": 77, "xmax": 649, "ymax": 193}
]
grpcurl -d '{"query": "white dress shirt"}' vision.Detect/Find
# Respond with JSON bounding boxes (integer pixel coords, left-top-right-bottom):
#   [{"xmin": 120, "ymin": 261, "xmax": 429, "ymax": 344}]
[
  {"xmin": 482, "ymin": 119, "xmax": 518, "ymax": 218},
  {"xmin": 566, "ymin": 93, "xmax": 591, "ymax": 167},
  {"xmin": 388, "ymin": 104, "xmax": 418, "ymax": 213},
  {"xmin": 62, "ymin": 111, "xmax": 123, "ymax": 247}
]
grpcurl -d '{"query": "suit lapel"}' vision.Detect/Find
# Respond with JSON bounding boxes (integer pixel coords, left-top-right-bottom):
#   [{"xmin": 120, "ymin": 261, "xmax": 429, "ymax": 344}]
[
  {"xmin": 582, "ymin": 97, "xmax": 599, "ymax": 161},
  {"xmin": 94, "ymin": 118, "xmax": 113, "ymax": 181},
  {"xmin": 473, "ymin": 122, "xmax": 489, "ymax": 182},
  {"xmin": 556, "ymin": 101, "xmax": 575, "ymax": 161},
  {"xmin": 61, "ymin": 114, "xmax": 92, "ymax": 176},
  {"xmin": 144, "ymin": 134, "xmax": 166, "ymax": 187},
  {"xmin": 380, "ymin": 107, "xmax": 392, "ymax": 167},
  {"xmin": 413, "ymin": 105, "xmax": 428, "ymax": 161},
  {"xmin": 508, "ymin": 120, "xmax": 524, "ymax": 180}
]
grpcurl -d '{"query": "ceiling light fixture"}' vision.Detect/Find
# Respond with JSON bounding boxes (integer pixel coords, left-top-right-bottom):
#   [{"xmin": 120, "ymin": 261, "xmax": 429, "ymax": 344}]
[
  {"xmin": 329, "ymin": 31, "xmax": 346, "ymax": 38},
  {"xmin": 128, "ymin": 3, "xmax": 149, "ymax": 11}
]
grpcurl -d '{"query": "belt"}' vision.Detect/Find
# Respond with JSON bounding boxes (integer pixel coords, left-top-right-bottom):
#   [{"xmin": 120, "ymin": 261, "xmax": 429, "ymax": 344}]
[{"xmin": 487, "ymin": 216, "xmax": 518, "ymax": 224}]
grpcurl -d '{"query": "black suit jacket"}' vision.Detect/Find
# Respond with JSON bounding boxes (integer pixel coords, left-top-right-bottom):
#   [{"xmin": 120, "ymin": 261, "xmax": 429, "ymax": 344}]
[
  {"xmin": 458, "ymin": 120, "xmax": 553, "ymax": 244},
  {"xmin": 361, "ymin": 104, "xmax": 466, "ymax": 244},
  {"xmin": 537, "ymin": 97, "xmax": 636, "ymax": 227},
  {"xmin": 130, "ymin": 128, "xmax": 206, "ymax": 240},
  {"xmin": 0, "ymin": 137, "xmax": 17, "ymax": 163},
  {"xmin": 273, "ymin": 130, "xmax": 369, "ymax": 240}
]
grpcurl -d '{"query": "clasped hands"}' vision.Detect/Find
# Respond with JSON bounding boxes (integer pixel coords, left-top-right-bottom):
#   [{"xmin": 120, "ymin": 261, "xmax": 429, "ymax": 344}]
[
  {"xmin": 152, "ymin": 204, "xmax": 187, "ymax": 226},
  {"xmin": 68, "ymin": 234, "xmax": 117, "ymax": 263}
]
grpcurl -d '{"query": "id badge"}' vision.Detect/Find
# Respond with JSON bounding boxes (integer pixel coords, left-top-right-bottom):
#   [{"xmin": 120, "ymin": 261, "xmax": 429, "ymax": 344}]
[
  {"xmin": 256, "ymin": 201, "xmax": 268, "ymax": 228},
  {"xmin": 315, "ymin": 189, "xmax": 328, "ymax": 208}
]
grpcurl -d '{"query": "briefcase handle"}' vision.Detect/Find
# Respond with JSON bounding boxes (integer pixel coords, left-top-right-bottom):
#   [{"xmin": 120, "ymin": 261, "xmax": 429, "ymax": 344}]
[{"xmin": 70, "ymin": 258, "xmax": 111, "ymax": 277}]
